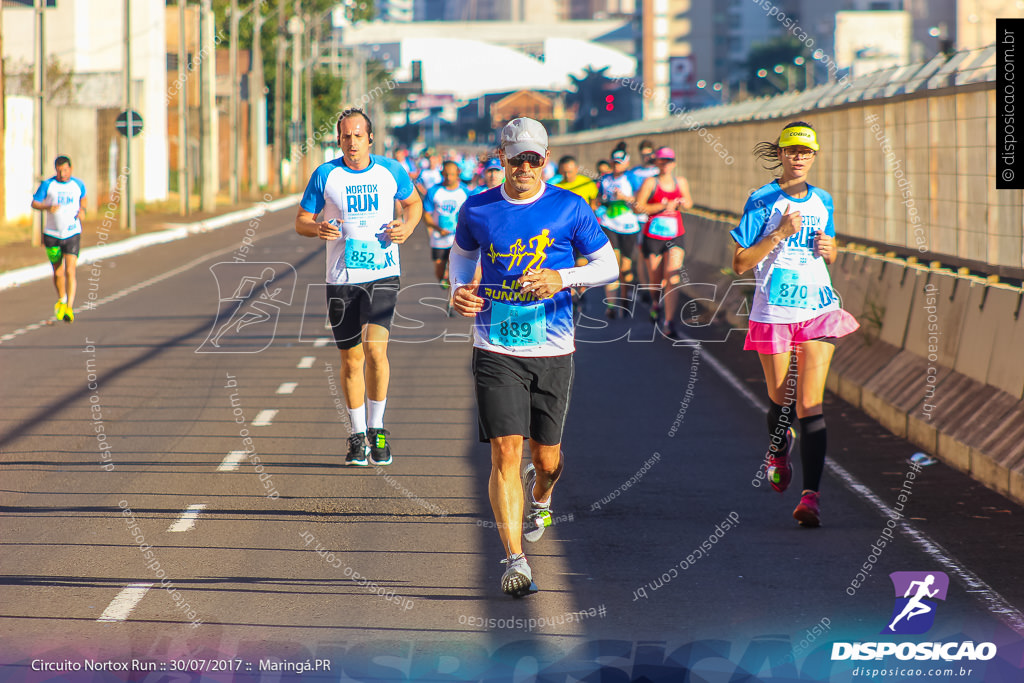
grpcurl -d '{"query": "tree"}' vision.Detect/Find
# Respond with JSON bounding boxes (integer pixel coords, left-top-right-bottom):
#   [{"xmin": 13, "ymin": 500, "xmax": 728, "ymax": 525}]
[
  {"xmin": 9, "ymin": 56, "xmax": 78, "ymax": 103},
  {"xmin": 211, "ymin": 0, "xmax": 387, "ymax": 143}
]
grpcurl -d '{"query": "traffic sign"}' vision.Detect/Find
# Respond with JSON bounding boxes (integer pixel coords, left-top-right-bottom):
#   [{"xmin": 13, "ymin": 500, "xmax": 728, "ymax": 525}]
[{"xmin": 116, "ymin": 110, "xmax": 144, "ymax": 138}]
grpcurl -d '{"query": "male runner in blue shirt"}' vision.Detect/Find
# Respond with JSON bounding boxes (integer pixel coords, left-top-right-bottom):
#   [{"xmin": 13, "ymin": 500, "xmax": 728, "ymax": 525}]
[{"xmin": 450, "ymin": 118, "xmax": 617, "ymax": 597}]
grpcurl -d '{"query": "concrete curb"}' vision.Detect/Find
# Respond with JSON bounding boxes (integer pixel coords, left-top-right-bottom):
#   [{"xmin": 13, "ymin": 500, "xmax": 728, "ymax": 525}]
[{"xmin": 0, "ymin": 195, "xmax": 300, "ymax": 291}]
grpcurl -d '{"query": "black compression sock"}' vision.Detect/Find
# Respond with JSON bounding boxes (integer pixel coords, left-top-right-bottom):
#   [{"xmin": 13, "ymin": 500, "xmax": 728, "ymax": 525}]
[
  {"xmin": 800, "ymin": 414, "xmax": 827, "ymax": 492},
  {"xmin": 766, "ymin": 400, "xmax": 795, "ymax": 455}
]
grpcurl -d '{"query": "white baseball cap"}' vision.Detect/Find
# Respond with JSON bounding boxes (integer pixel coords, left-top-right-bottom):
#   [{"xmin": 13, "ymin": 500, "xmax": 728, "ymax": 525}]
[{"xmin": 500, "ymin": 117, "xmax": 548, "ymax": 157}]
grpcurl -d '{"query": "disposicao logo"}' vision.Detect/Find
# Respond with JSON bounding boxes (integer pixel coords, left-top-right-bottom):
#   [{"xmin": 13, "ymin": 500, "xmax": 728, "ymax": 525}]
[
  {"xmin": 831, "ymin": 571, "xmax": 997, "ymax": 662},
  {"xmin": 883, "ymin": 571, "xmax": 948, "ymax": 635}
]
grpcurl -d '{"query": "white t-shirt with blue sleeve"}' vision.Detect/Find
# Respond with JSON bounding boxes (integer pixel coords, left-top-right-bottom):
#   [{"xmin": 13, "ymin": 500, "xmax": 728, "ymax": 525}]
[
  {"xmin": 730, "ymin": 181, "xmax": 841, "ymax": 324},
  {"xmin": 300, "ymin": 155, "xmax": 415, "ymax": 285},
  {"xmin": 424, "ymin": 183, "xmax": 470, "ymax": 249},
  {"xmin": 455, "ymin": 183, "xmax": 609, "ymax": 357},
  {"xmin": 33, "ymin": 176, "xmax": 86, "ymax": 239}
]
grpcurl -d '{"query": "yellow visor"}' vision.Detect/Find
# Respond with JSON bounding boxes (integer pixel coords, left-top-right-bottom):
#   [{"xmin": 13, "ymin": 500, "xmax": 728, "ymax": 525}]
[{"xmin": 779, "ymin": 126, "xmax": 819, "ymax": 151}]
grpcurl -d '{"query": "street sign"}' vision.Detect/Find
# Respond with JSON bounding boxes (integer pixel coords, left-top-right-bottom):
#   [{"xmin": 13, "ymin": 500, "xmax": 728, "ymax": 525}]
[{"xmin": 116, "ymin": 110, "xmax": 144, "ymax": 138}]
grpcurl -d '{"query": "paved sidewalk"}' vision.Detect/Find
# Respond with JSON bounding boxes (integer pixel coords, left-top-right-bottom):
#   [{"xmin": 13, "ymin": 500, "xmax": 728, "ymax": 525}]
[{"xmin": 0, "ymin": 195, "xmax": 300, "ymax": 290}]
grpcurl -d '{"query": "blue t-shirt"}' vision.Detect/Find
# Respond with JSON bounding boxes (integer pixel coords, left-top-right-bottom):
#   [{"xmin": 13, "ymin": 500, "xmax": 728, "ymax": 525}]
[
  {"xmin": 33, "ymin": 176, "xmax": 87, "ymax": 239},
  {"xmin": 455, "ymin": 183, "xmax": 608, "ymax": 357},
  {"xmin": 730, "ymin": 181, "xmax": 840, "ymax": 324},
  {"xmin": 629, "ymin": 165, "xmax": 658, "ymax": 192},
  {"xmin": 424, "ymin": 183, "xmax": 471, "ymax": 248},
  {"xmin": 300, "ymin": 155, "xmax": 414, "ymax": 285}
]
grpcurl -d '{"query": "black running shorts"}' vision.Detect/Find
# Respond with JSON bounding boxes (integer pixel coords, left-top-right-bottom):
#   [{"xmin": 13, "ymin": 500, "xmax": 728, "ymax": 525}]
[
  {"xmin": 602, "ymin": 228, "xmax": 636, "ymax": 256},
  {"xmin": 472, "ymin": 347, "xmax": 574, "ymax": 445},
  {"xmin": 43, "ymin": 233, "xmax": 81, "ymax": 259},
  {"xmin": 326, "ymin": 277, "xmax": 400, "ymax": 350},
  {"xmin": 431, "ymin": 246, "xmax": 452, "ymax": 263},
  {"xmin": 641, "ymin": 233, "xmax": 685, "ymax": 258}
]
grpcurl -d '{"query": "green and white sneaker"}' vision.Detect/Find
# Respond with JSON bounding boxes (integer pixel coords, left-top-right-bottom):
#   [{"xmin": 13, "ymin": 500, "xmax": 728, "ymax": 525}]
[{"xmin": 521, "ymin": 462, "xmax": 553, "ymax": 542}]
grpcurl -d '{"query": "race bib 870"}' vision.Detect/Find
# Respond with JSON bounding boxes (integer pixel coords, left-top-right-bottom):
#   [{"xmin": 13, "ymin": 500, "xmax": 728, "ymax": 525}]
[{"xmin": 768, "ymin": 268, "xmax": 815, "ymax": 309}]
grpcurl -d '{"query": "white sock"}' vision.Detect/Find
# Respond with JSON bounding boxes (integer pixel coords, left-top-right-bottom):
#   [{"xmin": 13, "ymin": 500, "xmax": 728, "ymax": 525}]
[
  {"xmin": 348, "ymin": 406, "xmax": 366, "ymax": 435},
  {"xmin": 367, "ymin": 399, "xmax": 387, "ymax": 429},
  {"xmin": 60, "ymin": 296, "xmax": 67, "ymax": 303}
]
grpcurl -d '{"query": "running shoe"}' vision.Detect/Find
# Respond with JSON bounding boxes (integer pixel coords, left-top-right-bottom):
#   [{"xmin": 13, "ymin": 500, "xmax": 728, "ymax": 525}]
[
  {"xmin": 345, "ymin": 432, "xmax": 369, "ymax": 467},
  {"xmin": 62, "ymin": 306, "xmax": 74, "ymax": 323},
  {"xmin": 521, "ymin": 463, "xmax": 552, "ymax": 542},
  {"xmin": 793, "ymin": 490, "xmax": 821, "ymax": 527},
  {"xmin": 54, "ymin": 300, "xmax": 65, "ymax": 320},
  {"xmin": 766, "ymin": 425, "xmax": 796, "ymax": 493},
  {"xmin": 367, "ymin": 427, "xmax": 392, "ymax": 466},
  {"xmin": 500, "ymin": 553, "xmax": 537, "ymax": 597}
]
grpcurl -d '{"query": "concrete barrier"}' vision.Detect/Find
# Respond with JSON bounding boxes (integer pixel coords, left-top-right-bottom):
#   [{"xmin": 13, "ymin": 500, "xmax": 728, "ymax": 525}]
[
  {"xmin": 677, "ymin": 213, "xmax": 1024, "ymax": 507},
  {"xmin": 983, "ymin": 287, "xmax": 1024, "ymax": 400}
]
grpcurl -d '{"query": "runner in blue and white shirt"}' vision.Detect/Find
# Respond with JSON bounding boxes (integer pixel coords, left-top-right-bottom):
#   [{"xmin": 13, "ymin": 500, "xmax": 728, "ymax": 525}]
[
  {"xmin": 596, "ymin": 148, "xmax": 641, "ymax": 318},
  {"xmin": 449, "ymin": 117, "xmax": 617, "ymax": 598},
  {"xmin": 731, "ymin": 121, "xmax": 858, "ymax": 528},
  {"xmin": 31, "ymin": 155, "xmax": 86, "ymax": 322},
  {"xmin": 296, "ymin": 107, "xmax": 423, "ymax": 468},
  {"xmin": 423, "ymin": 160, "xmax": 470, "ymax": 287}
]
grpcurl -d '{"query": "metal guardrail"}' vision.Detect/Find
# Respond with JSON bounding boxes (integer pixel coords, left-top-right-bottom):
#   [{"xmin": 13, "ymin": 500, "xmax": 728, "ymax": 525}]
[{"xmin": 555, "ymin": 45, "xmax": 997, "ymax": 143}]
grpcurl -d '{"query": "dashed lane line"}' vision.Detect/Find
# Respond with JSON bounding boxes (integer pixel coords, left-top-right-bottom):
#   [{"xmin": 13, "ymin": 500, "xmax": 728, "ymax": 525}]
[{"xmin": 167, "ymin": 504, "xmax": 207, "ymax": 533}]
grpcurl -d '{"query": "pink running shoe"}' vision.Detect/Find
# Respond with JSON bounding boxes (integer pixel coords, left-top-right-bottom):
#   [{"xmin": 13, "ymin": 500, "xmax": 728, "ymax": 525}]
[
  {"xmin": 793, "ymin": 490, "xmax": 821, "ymax": 527},
  {"xmin": 765, "ymin": 425, "xmax": 796, "ymax": 493}
]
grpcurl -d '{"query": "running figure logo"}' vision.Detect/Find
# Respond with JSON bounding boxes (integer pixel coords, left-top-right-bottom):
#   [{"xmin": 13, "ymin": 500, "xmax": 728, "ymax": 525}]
[
  {"xmin": 197, "ymin": 262, "xmax": 296, "ymax": 353},
  {"xmin": 486, "ymin": 230, "xmax": 554, "ymax": 271},
  {"xmin": 882, "ymin": 571, "xmax": 949, "ymax": 635}
]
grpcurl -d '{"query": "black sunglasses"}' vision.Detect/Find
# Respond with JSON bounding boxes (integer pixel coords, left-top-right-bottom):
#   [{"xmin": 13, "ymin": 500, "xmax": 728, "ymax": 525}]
[{"xmin": 507, "ymin": 153, "xmax": 545, "ymax": 168}]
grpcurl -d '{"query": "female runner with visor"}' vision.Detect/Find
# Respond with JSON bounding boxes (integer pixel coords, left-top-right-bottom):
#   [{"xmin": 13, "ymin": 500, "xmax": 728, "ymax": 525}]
[{"xmin": 730, "ymin": 122, "xmax": 859, "ymax": 527}]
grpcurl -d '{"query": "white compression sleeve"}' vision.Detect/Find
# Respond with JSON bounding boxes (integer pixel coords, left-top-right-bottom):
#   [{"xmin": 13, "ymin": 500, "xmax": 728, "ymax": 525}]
[
  {"xmin": 555, "ymin": 242, "xmax": 619, "ymax": 289},
  {"xmin": 449, "ymin": 243, "xmax": 480, "ymax": 290}
]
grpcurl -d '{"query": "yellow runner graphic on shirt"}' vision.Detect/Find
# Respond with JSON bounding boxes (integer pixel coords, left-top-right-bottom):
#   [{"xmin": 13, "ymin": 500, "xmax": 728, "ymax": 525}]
[{"xmin": 486, "ymin": 230, "xmax": 553, "ymax": 271}]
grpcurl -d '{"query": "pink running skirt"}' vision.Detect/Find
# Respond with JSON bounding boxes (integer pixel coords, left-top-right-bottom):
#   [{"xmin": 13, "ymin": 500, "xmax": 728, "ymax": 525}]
[{"xmin": 744, "ymin": 309, "xmax": 860, "ymax": 355}]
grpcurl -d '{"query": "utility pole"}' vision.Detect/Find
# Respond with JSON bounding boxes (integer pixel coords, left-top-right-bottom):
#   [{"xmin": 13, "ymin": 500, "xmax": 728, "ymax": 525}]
[
  {"xmin": 250, "ymin": 6, "xmax": 264, "ymax": 194},
  {"xmin": 199, "ymin": 0, "xmax": 217, "ymax": 211},
  {"xmin": 122, "ymin": 0, "xmax": 135, "ymax": 232},
  {"xmin": 273, "ymin": 3, "xmax": 285, "ymax": 194},
  {"xmin": 1, "ymin": 6, "xmax": 7, "ymax": 223},
  {"xmin": 33, "ymin": 0, "xmax": 45, "ymax": 246},
  {"xmin": 289, "ymin": 4, "xmax": 302, "ymax": 192},
  {"xmin": 229, "ymin": 0, "xmax": 240, "ymax": 203},
  {"xmin": 305, "ymin": 14, "xmax": 316, "ymax": 176},
  {"xmin": 178, "ymin": 0, "xmax": 189, "ymax": 216}
]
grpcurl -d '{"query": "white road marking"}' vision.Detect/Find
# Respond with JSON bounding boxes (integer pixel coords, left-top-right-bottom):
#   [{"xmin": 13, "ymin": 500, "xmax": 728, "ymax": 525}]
[
  {"xmin": 96, "ymin": 583, "xmax": 153, "ymax": 622},
  {"xmin": 297, "ymin": 356, "xmax": 316, "ymax": 368},
  {"xmin": 218, "ymin": 450, "xmax": 249, "ymax": 471},
  {"xmin": 251, "ymin": 409, "xmax": 278, "ymax": 426},
  {"xmin": 683, "ymin": 332, "xmax": 1024, "ymax": 635},
  {"xmin": 313, "ymin": 337, "xmax": 331, "ymax": 347},
  {"xmin": 167, "ymin": 504, "xmax": 207, "ymax": 532},
  {"xmin": 276, "ymin": 382, "xmax": 298, "ymax": 395}
]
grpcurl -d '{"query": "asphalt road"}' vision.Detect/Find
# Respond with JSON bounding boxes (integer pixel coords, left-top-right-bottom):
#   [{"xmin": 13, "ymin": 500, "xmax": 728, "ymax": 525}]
[{"xmin": 1, "ymin": 207, "xmax": 1022, "ymax": 682}]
